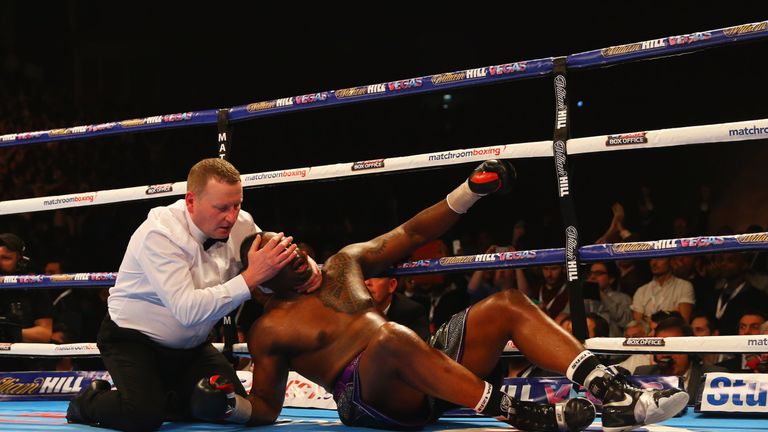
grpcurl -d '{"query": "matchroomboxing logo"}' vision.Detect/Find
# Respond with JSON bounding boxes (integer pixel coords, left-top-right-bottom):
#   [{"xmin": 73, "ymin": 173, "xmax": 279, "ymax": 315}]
[
  {"xmin": 427, "ymin": 146, "xmax": 504, "ymax": 162},
  {"xmin": 351, "ymin": 159, "xmax": 385, "ymax": 171},
  {"xmin": 747, "ymin": 337, "xmax": 768, "ymax": 347},
  {"xmin": 244, "ymin": 168, "xmax": 309, "ymax": 182},
  {"xmin": 42, "ymin": 194, "xmax": 96, "ymax": 207},
  {"xmin": 53, "ymin": 343, "xmax": 98, "ymax": 352},
  {"xmin": 623, "ymin": 338, "xmax": 665, "ymax": 347}
]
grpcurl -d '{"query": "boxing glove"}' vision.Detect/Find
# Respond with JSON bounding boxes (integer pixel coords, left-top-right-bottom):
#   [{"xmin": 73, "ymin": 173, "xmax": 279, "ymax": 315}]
[
  {"xmin": 447, "ymin": 159, "xmax": 516, "ymax": 214},
  {"xmin": 467, "ymin": 159, "xmax": 516, "ymax": 196},
  {"xmin": 190, "ymin": 375, "xmax": 236, "ymax": 421}
]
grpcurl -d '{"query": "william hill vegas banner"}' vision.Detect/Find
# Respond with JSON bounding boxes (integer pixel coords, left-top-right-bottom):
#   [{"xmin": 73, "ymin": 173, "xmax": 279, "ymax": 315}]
[{"xmin": 0, "ymin": 371, "xmax": 111, "ymax": 401}]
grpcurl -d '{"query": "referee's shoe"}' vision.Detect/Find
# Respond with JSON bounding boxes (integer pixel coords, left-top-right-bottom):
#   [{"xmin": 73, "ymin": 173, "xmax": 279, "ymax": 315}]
[{"xmin": 66, "ymin": 379, "xmax": 112, "ymax": 425}]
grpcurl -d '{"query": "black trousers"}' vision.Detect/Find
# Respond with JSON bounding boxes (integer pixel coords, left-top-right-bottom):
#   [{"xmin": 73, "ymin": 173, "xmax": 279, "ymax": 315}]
[{"xmin": 83, "ymin": 315, "xmax": 246, "ymax": 432}]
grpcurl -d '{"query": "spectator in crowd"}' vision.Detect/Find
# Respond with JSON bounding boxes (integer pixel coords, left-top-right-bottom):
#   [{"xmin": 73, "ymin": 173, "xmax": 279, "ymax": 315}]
[
  {"xmin": 670, "ymin": 254, "xmax": 713, "ymax": 308},
  {"xmin": 717, "ymin": 310, "xmax": 767, "ymax": 373},
  {"xmin": 402, "ymin": 240, "xmax": 468, "ymax": 334},
  {"xmin": 753, "ymin": 321, "xmax": 768, "ymax": 373},
  {"xmin": 466, "ymin": 245, "xmax": 526, "ymax": 304},
  {"xmin": 0, "ymin": 233, "xmax": 53, "ymax": 371},
  {"xmin": 365, "ymin": 277, "xmax": 429, "ymax": 341},
  {"xmin": 624, "ymin": 320, "xmax": 650, "ymax": 338},
  {"xmin": 631, "ymin": 258, "xmax": 695, "ymax": 324},
  {"xmin": 617, "ymin": 311, "xmax": 682, "ymax": 373},
  {"xmin": 634, "ymin": 317, "xmax": 727, "ymax": 398},
  {"xmin": 704, "ymin": 252, "xmax": 768, "ymax": 335},
  {"xmin": 586, "ymin": 261, "xmax": 632, "ymax": 336},
  {"xmin": 560, "ymin": 313, "xmax": 610, "ymax": 339},
  {"xmin": 689, "ymin": 311, "xmax": 723, "ymax": 366},
  {"xmin": 531, "ymin": 265, "xmax": 569, "ymax": 321},
  {"xmin": 592, "ymin": 202, "xmax": 650, "ymax": 296},
  {"xmin": 609, "ymin": 320, "xmax": 651, "ymax": 365}
]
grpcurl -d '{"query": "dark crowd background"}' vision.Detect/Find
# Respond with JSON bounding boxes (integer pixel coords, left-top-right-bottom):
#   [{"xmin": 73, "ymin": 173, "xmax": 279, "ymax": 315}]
[{"xmin": 1, "ymin": 3, "xmax": 767, "ymax": 272}]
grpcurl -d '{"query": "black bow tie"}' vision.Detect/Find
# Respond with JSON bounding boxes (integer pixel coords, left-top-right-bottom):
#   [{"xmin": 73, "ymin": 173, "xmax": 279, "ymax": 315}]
[{"xmin": 203, "ymin": 237, "xmax": 228, "ymax": 251}]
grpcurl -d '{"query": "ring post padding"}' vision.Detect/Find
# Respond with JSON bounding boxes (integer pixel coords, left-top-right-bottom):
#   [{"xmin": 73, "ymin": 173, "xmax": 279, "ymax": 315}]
[{"xmin": 551, "ymin": 57, "xmax": 587, "ymax": 341}]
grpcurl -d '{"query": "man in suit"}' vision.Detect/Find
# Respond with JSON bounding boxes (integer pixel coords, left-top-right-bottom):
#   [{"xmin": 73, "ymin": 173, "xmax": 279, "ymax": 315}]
[
  {"xmin": 717, "ymin": 310, "xmax": 767, "ymax": 373},
  {"xmin": 705, "ymin": 252, "xmax": 768, "ymax": 335},
  {"xmin": 364, "ymin": 277, "xmax": 429, "ymax": 341},
  {"xmin": 634, "ymin": 317, "xmax": 726, "ymax": 398}
]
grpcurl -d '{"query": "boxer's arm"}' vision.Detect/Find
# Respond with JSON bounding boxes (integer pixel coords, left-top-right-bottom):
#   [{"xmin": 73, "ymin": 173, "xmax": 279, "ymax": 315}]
[
  {"xmin": 348, "ymin": 160, "xmax": 516, "ymax": 276},
  {"xmin": 246, "ymin": 322, "xmax": 289, "ymax": 425},
  {"xmin": 246, "ymin": 352, "xmax": 288, "ymax": 425},
  {"xmin": 22, "ymin": 318, "xmax": 52, "ymax": 343},
  {"xmin": 349, "ymin": 200, "xmax": 462, "ymax": 276},
  {"xmin": 318, "ymin": 203, "xmax": 463, "ymax": 314}
]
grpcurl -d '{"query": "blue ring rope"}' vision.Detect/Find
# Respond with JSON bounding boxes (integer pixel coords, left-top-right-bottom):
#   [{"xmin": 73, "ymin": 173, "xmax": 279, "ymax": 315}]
[{"xmin": 1, "ymin": 21, "xmax": 765, "ymax": 148}]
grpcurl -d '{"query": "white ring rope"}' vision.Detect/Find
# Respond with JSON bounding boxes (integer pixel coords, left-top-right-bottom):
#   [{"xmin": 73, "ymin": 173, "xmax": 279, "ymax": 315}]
[
  {"xmin": 1, "ymin": 117, "xmax": 766, "ymax": 215},
  {"xmin": 2, "ymin": 335, "xmax": 766, "ymax": 358}
]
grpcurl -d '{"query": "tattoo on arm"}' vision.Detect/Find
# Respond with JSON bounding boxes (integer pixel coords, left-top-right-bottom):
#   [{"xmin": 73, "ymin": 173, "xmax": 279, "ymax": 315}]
[
  {"xmin": 319, "ymin": 254, "xmax": 374, "ymax": 314},
  {"xmin": 366, "ymin": 232, "xmax": 395, "ymax": 257}
]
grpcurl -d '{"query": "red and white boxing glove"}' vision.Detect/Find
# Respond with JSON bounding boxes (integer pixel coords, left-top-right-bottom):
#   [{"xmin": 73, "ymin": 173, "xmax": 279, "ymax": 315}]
[{"xmin": 447, "ymin": 159, "xmax": 516, "ymax": 214}]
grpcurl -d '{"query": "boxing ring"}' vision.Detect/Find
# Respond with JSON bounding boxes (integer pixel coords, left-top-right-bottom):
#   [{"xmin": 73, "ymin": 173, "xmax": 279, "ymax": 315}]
[{"xmin": 2, "ymin": 20, "xmax": 768, "ymax": 431}]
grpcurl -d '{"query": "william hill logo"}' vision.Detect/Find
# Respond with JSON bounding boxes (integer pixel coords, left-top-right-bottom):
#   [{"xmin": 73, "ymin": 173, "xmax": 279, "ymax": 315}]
[
  {"xmin": 352, "ymin": 159, "xmax": 385, "ymax": 171},
  {"xmin": 736, "ymin": 233, "xmax": 768, "ymax": 244},
  {"xmin": 623, "ymin": 338, "xmax": 665, "ymax": 346},
  {"xmin": 0, "ymin": 377, "xmax": 40, "ymax": 395},
  {"xmin": 0, "ymin": 376, "xmax": 88, "ymax": 396}
]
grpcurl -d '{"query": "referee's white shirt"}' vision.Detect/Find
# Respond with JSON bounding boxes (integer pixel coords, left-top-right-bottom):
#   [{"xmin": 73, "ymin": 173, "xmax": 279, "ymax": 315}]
[{"xmin": 108, "ymin": 199, "xmax": 258, "ymax": 349}]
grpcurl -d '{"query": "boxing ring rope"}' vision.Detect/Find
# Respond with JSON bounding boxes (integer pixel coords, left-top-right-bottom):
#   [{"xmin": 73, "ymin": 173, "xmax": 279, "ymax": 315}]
[
  {"xmin": 1, "ymin": 21, "xmax": 766, "ymax": 149},
  {"xmin": 0, "ymin": 22, "xmax": 767, "ymax": 428},
  {"xmin": 2, "ymin": 334, "xmax": 767, "ymax": 359},
  {"xmin": 2, "ymin": 231, "xmax": 767, "ymax": 289},
  {"xmin": 0, "ymin": 19, "xmax": 763, "ymax": 337},
  {"xmin": 1, "ymin": 116, "xmax": 767, "ymax": 215}
]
